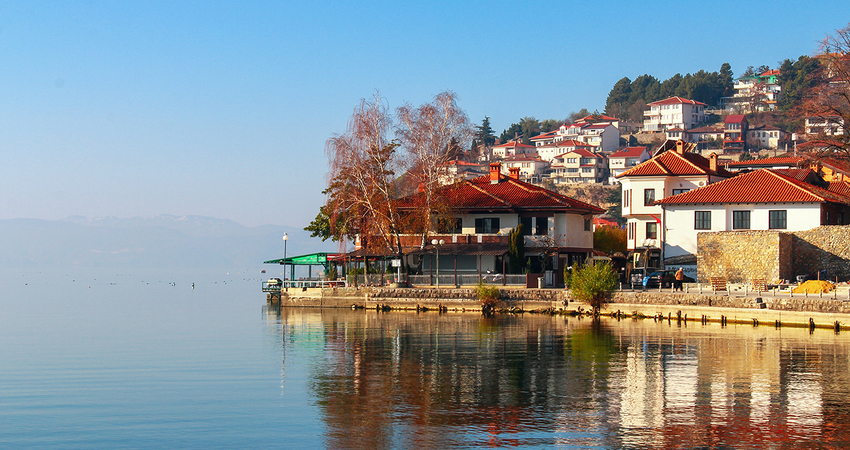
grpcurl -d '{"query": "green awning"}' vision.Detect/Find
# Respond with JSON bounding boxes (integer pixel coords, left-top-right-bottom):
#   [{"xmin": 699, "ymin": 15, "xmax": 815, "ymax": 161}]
[{"xmin": 264, "ymin": 252, "xmax": 340, "ymax": 265}]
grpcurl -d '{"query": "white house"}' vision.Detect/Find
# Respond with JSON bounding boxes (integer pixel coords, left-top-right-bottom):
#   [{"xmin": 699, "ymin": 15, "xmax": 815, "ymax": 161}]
[
  {"xmin": 549, "ymin": 148, "xmax": 606, "ymax": 184},
  {"xmin": 501, "ymin": 154, "xmax": 549, "ymax": 182},
  {"xmin": 747, "ymin": 125, "xmax": 788, "ymax": 150},
  {"xmin": 657, "ymin": 169, "xmax": 850, "ymax": 262},
  {"xmin": 536, "ymin": 139, "xmax": 594, "ymax": 162},
  {"xmin": 643, "ymin": 97, "xmax": 707, "ymax": 132},
  {"xmin": 616, "ymin": 140, "xmax": 733, "ymax": 267},
  {"xmin": 492, "ymin": 141, "xmax": 536, "ymax": 159},
  {"xmin": 608, "ymin": 146, "xmax": 651, "ymax": 183}
]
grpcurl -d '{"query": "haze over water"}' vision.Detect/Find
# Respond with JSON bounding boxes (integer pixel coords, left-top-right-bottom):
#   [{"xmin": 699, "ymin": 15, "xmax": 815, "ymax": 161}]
[{"xmin": 3, "ymin": 267, "xmax": 850, "ymax": 448}]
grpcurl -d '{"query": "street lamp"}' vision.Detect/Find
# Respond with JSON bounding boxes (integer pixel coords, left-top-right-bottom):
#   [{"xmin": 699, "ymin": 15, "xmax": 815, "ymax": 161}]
[
  {"xmin": 431, "ymin": 238, "xmax": 444, "ymax": 288},
  {"xmin": 283, "ymin": 233, "xmax": 289, "ymax": 291}
]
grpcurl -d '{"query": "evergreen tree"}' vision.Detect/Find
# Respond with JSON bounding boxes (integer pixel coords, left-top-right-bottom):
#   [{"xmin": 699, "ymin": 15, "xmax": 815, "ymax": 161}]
[
  {"xmin": 508, "ymin": 224, "xmax": 526, "ymax": 274},
  {"xmin": 476, "ymin": 116, "xmax": 496, "ymax": 146}
]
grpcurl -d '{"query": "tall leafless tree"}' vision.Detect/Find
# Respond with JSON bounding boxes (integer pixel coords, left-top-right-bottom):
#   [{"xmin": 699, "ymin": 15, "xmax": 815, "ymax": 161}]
[
  {"xmin": 396, "ymin": 91, "xmax": 473, "ymax": 244},
  {"xmin": 800, "ymin": 23, "xmax": 850, "ymax": 159},
  {"xmin": 325, "ymin": 93, "xmax": 407, "ymax": 257}
]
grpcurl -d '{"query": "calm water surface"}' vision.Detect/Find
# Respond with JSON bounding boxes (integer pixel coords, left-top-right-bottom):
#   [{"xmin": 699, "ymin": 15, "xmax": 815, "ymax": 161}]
[{"xmin": 2, "ymin": 268, "xmax": 850, "ymax": 449}]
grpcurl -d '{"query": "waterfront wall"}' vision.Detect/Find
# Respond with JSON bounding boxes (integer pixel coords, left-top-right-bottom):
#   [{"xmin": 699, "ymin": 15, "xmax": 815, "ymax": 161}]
[
  {"xmin": 697, "ymin": 225, "xmax": 850, "ymax": 284},
  {"xmin": 272, "ymin": 287, "xmax": 850, "ymax": 328}
]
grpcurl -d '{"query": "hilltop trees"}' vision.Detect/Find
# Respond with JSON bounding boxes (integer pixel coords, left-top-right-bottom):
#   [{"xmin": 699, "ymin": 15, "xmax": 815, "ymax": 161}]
[{"xmin": 603, "ymin": 64, "xmax": 734, "ymax": 119}]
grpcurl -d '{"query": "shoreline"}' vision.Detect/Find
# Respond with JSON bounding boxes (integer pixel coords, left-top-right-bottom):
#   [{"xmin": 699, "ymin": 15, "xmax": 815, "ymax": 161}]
[{"xmin": 268, "ymin": 286, "xmax": 850, "ymax": 331}]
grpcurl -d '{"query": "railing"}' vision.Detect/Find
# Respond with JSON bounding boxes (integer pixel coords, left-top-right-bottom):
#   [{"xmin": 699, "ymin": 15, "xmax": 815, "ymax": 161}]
[{"xmin": 262, "ymin": 280, "xmax": 344, "ymax": 291}]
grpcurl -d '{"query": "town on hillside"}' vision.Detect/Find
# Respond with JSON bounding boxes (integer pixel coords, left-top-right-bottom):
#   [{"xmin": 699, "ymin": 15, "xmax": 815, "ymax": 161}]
[{"xmin": 305, "ymin": 29, "xmax": 850, "ymax": 290}]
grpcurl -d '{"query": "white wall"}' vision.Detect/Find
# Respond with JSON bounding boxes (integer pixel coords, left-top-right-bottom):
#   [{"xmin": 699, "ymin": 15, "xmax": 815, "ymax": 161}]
[{"xmin": 662, "ymin": 203, "xmax": 824, "ymax": 258}]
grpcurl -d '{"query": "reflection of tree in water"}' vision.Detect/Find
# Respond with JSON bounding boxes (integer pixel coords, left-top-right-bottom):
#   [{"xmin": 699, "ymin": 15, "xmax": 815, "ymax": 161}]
[
  {"xmin": 273, "ymin": 308, "xmax": 850, "ymax": 449},
  {"xmin": 304, "ymin": 311, "xmax": 619, "ymax": 449}
]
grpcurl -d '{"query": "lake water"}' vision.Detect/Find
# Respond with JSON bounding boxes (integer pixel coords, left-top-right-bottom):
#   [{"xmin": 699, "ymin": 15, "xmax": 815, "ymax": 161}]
[{"xmin": 3, "ymin": 268, "xmax": 850, "ymax": 449}]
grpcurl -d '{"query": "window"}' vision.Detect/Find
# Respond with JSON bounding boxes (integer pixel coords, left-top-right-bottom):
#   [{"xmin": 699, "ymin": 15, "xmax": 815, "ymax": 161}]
[
  {"xmin": 628, "ymin": 222, "xmax": 636, "ymax": 240},
  {"xmin": 582, "ymin": 167, "xmax": 592, "ymax": 173},
  {"xmin": 520, "ymin": 217, "xmax": 533, "ymax": 235},
  {"xmin": 475, "ymin": 217, "xmax": 500, "ymax": 234},
  {"xmin": 448, "ymin": 218, "xmax": 463, "ymax": 234},
  {"xmin": 623, "ymin": 189, "xmax": 630, "ymax": 208},
  {"xmin": 695, "ymin": 211, "xmax": 711, "ymax": 230},
  {"xmin": 769, "ymin": 210, "xmax": 787, "ymax": 229},
  {"xmin": 535, "ymin": 217, "xmax": 547, "ymax": 236},
  {"xmin": 584, "ymin": 218, "xmax": 591, "ymax": 231},
  {"xmin": 567, "ymin": 168, "xmax": 578, "ymax": 173},
  {"xmin": 646, "ymin": 222, "xmax": 657, "ymax": 239},
  {"xmin": 673, "ymin": 189, "xmax": 689, "ymax": 195},
  {"xmin": 644, "ymin": 188, "xmax": 655, "ymax": 206},
  {"xmin": 732, "ymin": 210, "xmax": 750, "ymax": 229}
]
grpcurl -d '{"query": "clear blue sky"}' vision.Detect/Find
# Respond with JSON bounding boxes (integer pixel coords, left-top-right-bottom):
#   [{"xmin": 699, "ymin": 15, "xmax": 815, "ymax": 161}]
[{"xmin": 0, "ymin": 1, "xmax": 844, "ymax": 227}]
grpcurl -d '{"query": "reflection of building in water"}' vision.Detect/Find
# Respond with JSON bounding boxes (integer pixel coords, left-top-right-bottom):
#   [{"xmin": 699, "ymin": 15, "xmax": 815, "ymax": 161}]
[{"xmin": 267, "ymin": 310, "xmax": 850, "ymax": 448}]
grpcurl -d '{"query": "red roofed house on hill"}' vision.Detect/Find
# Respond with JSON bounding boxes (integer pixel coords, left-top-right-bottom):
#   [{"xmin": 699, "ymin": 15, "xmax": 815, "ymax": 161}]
[
  {"xmin": 380, "ymin": 162, "xmax": 604, "ymax": 286},
  {"xmin": 492, "ymin": 140, "xmax": 536, "ymax": 159},
  {"xmin": 723, "ymin": 114, "xmax": 748, "ymax": 152},
  {"xmin": 549, "ymin": 148, "xmax": 606, "ymax": 184},
  {"xmin": 643, "ymin": 97, "xmax": 707, "ymax": 132},
  {"xmin": 608, "ymin": 146, "xmax": 651, "ymax": 183},
  {"xmin": 616, "ymin": 140, "xmax": 733, "ymax": 268},
  {"xmin": 657, "ymin": 168, "xmax": 850, "ymax": 269}
]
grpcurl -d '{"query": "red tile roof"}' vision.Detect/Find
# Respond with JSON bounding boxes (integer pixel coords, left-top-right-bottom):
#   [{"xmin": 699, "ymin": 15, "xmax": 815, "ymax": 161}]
[
  {"xmin": 829, "ymin": 181, "xmax": 850, "ymax": 197},
  {"xmin": 575, "ymin": 114, "xmax": 619, "ymax": 123},
  {"xmin": 530, "ymin": 131, "xmax": 557, "ymax": 141},
  {"xmin": 725, "ymin": 114, "xmax": 746, "ymax": 124},
  {"xmin": 610, "ymin": 146, "xmax": 647, "ymax": 158},
  {"xmin": 647, "ymin": 96, "xmax": 707, "ymax": 107},
  {"xmin": 657, "ymin": 169, "xmax": 850, "ymax": 205},
  {"xmin": 556, "ymin": 148, "xmax": 598, "ymax": 158},
  {"xmin": 726, "ymin": 156, "xmax": 804, "ymax": 167},
  {"xmin": 762, "ymin": 69, "xmax": 781, "ymax": 76},
  {"xmin": 493, "ymin": 141, "xmax": 535, "ymax": 148},
  {"xmin": 616, "ymin": 148, "xmax": 733, "ymax": 178},
  {"xmin": 396, "ymin": 173, "xmax": 604, "ymax": 213}
]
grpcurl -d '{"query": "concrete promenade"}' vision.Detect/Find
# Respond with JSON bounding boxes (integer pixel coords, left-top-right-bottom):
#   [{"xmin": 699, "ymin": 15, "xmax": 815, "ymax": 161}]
[{"xmin": 267, "ymin": 283, "xmax": 850, "ymax": 331}]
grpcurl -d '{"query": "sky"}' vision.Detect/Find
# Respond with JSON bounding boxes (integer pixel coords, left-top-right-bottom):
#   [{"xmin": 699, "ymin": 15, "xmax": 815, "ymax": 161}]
[{"xmin": 0, "ymin": 1, "xmax": 845, "ymax": 228}]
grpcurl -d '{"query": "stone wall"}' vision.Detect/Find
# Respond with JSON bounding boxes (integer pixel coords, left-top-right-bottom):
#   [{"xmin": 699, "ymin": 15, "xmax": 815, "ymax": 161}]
[
  {"xmin": 697, "ymin": 230, "xmax": 791, "ymax": 283},
  {"xmin": 793, "ymin": 226, "xmax": 850, "ymax": 281},
  {"xmin": 697, "ymin": 225, "xmax": 850, "ymax": 283}
]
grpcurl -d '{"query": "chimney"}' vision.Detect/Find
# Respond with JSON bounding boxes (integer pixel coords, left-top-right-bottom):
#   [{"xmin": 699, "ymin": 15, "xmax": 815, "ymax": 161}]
[
  {"xmin": 509, "ymin": 167, "xmax": 520, "ymax": 179},
  {"xmin": 489, "ymin": 162, "xmax": 502, "ymax": 184},
  {"xmin": 709, "ymin": 152, "xmax": 717, "ymax": 172},
  {"xmin": 676, "ymin": 140, "xmax": 685, "ymax": 154}
]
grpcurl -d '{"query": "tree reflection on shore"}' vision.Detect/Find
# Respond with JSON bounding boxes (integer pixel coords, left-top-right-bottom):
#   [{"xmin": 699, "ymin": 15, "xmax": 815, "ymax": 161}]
[{"xmin": 266, "ymin": 307, "xmax": 850, "ymax": 449}]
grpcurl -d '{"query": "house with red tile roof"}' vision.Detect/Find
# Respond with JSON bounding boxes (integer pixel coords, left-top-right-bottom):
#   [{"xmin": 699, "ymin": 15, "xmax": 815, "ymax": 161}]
[
  {"xmin": 747, "ymin": 124, "xmax": 788, "ymax": 150},
  {"xmin": 501, "ymin": 154, "xmax": 549, "ymax": 182},
  {"xmin": 615, "ymin": 140, "xmax": 733, "ymax": 266},
  {"xmin": 492, "ymin": 140, "xmax": 536, "ymax": 159},
  {"xmin": 656, "ymin": 169, "xmax": 850, "ymax": 264},
  {"xmin": 382, "ymin": 162, "xmax": 605, "ymax": 284},
  {"xmin": 550, "ymin": 118, "xmax": 620, "ymax": 153},
  {"xmin": 549, "ymin": 148, "xmax": 606, "ymax": 185},
  {"xmin": 608, "ymin": 146, "xmax": 651, "ymax": 183},
  {"xmin": 723, "ymin": 115, "xmax": 748, "ymax": 152},
  {"xmin": 723, "ymin": 69, "xmax": 783, "ymax": 113},
  {"xmin": 643, "ymin": 97, "xmax": 707, "ymax": 132},
  {"xmin": 535, "ymin": 138, "xmax": 594, "ymax": 162},
  {"xmin": 439, "ymin": 159, "xmax": 487, "ymax": 184}
]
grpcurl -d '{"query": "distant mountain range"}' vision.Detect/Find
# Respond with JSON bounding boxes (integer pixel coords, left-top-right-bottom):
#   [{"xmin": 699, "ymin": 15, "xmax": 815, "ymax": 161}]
[{"xmin": 0, "ymin": 215, "xmax": 341, "ymax": 269}]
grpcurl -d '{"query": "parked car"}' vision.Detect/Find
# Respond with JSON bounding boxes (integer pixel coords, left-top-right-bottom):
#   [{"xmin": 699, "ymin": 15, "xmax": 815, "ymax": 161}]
[
  {"xmin": 645, "ymin": 270, "xmax": 695, "ymax": 288},
  {"xmin": 629, "ymin": 267, "xmax": 659, "ymax": 289}
]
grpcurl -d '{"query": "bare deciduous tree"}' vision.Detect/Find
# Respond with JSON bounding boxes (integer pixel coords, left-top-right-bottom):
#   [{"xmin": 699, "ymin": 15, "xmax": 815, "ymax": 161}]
[
  {"xmin": 325, "ymin": 93, "xmax": 407, "ymax": 257},
  {"xmin": 396, "ymin": 91, "xmax": 473, "ymax": 243},
  {"xmin": 800, "ymin": 23, "xmax": 850, "ymax": 159}
]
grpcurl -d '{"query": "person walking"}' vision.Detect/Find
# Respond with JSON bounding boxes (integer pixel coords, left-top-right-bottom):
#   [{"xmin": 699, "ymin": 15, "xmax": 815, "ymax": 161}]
[{"xmin": 674, "ymin": 268, "xmax": 685, "ymax": 292}]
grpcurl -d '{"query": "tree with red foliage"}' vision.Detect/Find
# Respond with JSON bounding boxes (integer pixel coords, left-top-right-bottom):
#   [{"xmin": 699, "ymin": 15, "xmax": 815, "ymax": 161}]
[{"xmin": 799, "ymin": 23, "xmax": 850, "ymax": 159}]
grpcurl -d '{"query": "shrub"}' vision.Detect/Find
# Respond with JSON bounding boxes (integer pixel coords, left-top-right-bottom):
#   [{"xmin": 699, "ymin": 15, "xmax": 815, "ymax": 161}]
[
  {"xmin": 568, "ymin": 262, "xmax": 618, "ymax": 313},
  {"xmin": 475, "ymin": 281, "xmax": 500, "ymax": 312}
]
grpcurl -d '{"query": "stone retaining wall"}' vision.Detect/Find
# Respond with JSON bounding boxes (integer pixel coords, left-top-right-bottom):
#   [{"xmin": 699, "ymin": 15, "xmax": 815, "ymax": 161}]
[{"xmin": 698, "ymin": 225, "xmax": 850, "ymax": 283}]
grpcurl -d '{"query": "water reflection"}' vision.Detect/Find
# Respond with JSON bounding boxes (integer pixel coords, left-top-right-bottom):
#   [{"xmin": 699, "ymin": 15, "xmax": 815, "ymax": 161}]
[{"xmin": 266, "ymin": 307, "xmax": 850, "ymax": 449}]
